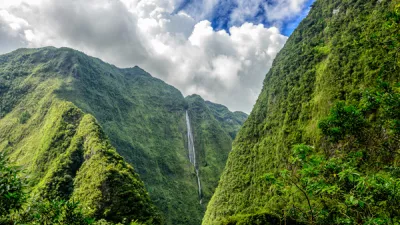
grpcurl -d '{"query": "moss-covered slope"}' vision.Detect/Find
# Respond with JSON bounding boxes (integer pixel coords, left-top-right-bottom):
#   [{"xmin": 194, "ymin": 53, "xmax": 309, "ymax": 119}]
[
  {"xmin": 0, "ymin": 47, "xmax": 247, "ymax": 224},
  {"xmin": 203, "ymin": 0, "xmax": 400, "ymax": 224}
]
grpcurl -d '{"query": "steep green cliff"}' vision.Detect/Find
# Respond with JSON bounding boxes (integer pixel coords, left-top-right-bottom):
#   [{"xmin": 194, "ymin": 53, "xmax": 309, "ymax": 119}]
[
  {"xmin": 0, "ymin": 47, "xmax": 247, "ymax": 224},
  {"xmin": 204, "ymin": 0, "xmax": 399, "ymax": 224}
]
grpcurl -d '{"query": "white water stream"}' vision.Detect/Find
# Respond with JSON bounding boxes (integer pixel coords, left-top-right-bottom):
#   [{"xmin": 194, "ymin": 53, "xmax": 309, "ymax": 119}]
[{"xmin": 185, "ymin": 110, "xmax": 202, "ymax": 204}]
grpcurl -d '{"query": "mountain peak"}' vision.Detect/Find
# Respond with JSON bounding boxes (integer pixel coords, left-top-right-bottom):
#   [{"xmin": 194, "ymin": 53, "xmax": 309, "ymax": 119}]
[{"xmin": 0, "ymin": 46, "xmax": 246, "ymax": 225}]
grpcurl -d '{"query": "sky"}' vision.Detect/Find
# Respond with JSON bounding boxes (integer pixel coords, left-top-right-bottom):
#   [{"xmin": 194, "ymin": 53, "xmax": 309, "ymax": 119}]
[{"xmin": 0, "ymin": 0, "xmax": 313, "ymax": 113}]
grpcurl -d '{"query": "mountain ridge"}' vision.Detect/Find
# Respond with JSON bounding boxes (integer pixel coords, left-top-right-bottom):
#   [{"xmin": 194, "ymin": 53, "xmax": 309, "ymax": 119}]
[{"xmin": 0, "ymin": 46, "xmax": 247, "ymax": 225}]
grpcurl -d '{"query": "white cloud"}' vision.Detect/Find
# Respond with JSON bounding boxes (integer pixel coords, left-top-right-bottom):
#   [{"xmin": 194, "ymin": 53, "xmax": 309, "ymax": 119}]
[
  {"xmin": 229, "ymin": 0, "xmax": 264, "ymax": 25},
  {"xmin": 0, "ymin": 9, "xmax": 30, "ymax": 53},
  {"xmin": 263, "ymin": 0, "xmax": 309, "ymax": 21},
  {"xmin": 148, "ymin": 21, "xmax": 287, "ymax": 111},
  {"xmin": 174, "ymin": 0, "xmax": 219, "ymax": 21},
  {"xmin": 0, "ymin": 0, "xmax": 289, "ymax": 113}
]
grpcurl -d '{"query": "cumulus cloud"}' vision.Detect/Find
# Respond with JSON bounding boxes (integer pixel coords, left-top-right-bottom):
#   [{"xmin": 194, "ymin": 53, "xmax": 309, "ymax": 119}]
[
  {"xmin": 166, "ymin": 21, "xmax": 287, "ymax": 111},
  {"xmin": 0, "ymin": 0, "xmax": 291, "ymax": 113}
]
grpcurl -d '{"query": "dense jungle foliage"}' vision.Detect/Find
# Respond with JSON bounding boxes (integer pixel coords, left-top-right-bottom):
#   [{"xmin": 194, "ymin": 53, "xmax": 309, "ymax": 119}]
[
  {"xmin": 265, "ymin": 81, "xmax": 400, "ymax": 224},
  {"xmin": 0, "ymin": 152, "xmax": 149, "ymax": 225},
  {"xmin": 0, "ymin": 47, "xmax": 246, "ymax": 225},
  {"xmin": 0, "ymin": 99, "xmax": 162, "ymax": 224},
  {"xmin": 204, "ymin": 0, "xmax": 400, "ymax": 224}
]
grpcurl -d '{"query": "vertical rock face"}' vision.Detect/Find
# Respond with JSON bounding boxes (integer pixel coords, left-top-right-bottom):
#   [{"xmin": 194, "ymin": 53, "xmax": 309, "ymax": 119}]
[
  {"xmin": 203, "ymin": 0, "xmax": 400, "ymax": 224},
  {"xmin": 0, "ymin": 47, "xmax": 247, "ymax": 224}
]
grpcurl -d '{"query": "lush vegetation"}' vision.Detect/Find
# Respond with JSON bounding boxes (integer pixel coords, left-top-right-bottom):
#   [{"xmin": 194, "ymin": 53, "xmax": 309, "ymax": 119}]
[
  {"xmin": 0, "ymin": 47, "xmax": 246, "ymax": 224},
  {"xmin": 185, "ymin": 95, "xmax": 247, "ymax": 207},
  {"xmin": 0, "ymin": 151, "xmax": 25, "ymax": 218},
  {"xmin": 0, "ymin": 150, "xmax": 91, "ymax": 224},
  {"xmin": 0, "ymin": 53, "xmax": 162, "ymax": 225},
  {"xmin": 205, "ymin": 100, "xmax": 248, "ymax": 139},
  {"xmin": 204, "ymin": 0, "xmax": 400, "ymax": 224},
  {"xmin": 0, "ymin": 152, "xmax": 152, "ymax": 225},
  {"xmin": 267, "ymin": 144, "xmax": 400, "ymax": 224},
  {"xmin": 264, "ymin": 82, "xmax": 400, "ymax": 224},
  {"xmin": 0, "ymin": 100, "xmax": 162, "ymax": 224}
]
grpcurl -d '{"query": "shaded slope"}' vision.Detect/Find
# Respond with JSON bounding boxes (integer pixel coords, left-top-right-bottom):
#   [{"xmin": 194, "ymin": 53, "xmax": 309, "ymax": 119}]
[
  {"xmin": 205, "ymin": 101, "xmax": 248, "ymax": 139},
  {"xmin": 203, "ymin": 0, "xmax": 400, "ymax": 224}
]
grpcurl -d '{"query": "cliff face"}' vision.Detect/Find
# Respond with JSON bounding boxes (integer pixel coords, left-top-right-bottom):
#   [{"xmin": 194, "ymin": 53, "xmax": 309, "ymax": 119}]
[
  {"xmin": 0, "ymin": 47, "xmax": 247, "ymax": 225},
  {"xmin": 204, "ymin": 0, "xmax": 400, "ymax": 224},
  {"xmin": 185, "ymin": 95, "xmax": 247, "ymax": 208}
]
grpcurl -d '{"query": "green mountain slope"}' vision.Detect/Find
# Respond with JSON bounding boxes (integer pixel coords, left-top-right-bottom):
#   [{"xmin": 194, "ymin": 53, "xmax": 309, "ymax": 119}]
[
  {"xmin": 0, "ymin": 47, "xmax": 247, "ymax": 224},
  {"xmin": 205, "ymin": 100, "xmax": 248, "ymax": 140},
  {"xmin": 0, "ymin": 96, "xmax": 160, "ymax": 223},
  {"xmin": 203, "ymin": 0, "xmax": 400, "ymax": 224}
]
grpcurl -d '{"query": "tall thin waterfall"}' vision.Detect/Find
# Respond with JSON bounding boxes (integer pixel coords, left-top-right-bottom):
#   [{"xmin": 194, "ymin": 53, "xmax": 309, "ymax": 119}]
[{"xmin": 186, "ymin": 110, "xmax": 202, "ymax": 204}]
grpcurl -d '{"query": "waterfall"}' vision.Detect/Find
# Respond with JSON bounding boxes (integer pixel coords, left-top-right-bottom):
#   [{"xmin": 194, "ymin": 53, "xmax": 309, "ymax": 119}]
[{"xmin": 186, "ymin": 110, "xmax": 202, "ymax": 204}]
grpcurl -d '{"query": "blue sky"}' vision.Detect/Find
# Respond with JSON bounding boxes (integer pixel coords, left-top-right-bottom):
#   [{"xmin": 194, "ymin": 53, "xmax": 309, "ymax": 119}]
[
  {"xmin": 280, "ymin": 0, "xmax": 315, "ymax": 35},
  {"xmin": 176, "ymin": 0, "xmax": 315, "ymax": 36}
]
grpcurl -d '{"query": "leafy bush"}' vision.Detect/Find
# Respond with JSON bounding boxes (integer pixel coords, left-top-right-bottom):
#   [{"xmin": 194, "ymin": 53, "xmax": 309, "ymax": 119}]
[
  {"xmin": 0, "ymin": 152, "xmax": 122, "ymax": 225},
  {"xmin": 361, "ymin": 81, "xmax": 400, "ymax": 135},
  {"xmin": 266, "ymin": 144, "xmax": 400, "ymax": 224},
  {"xmin": 318, "ymin": 102, "xmax": 366, "ymax": 142},
  {"xmin": 15, "ymin": 199, "xmax": 95, "ymax": 225},
  {"xmin": 0, "ymin": 151, "xmax": 25, "ymax": 217},
  {"xmin": 19, "ymin": 111, "xmax": 31, "ymax": 124},
  {"xmin": 94, "ymin": 219, "xmax": 143, "ymax": 225}
]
